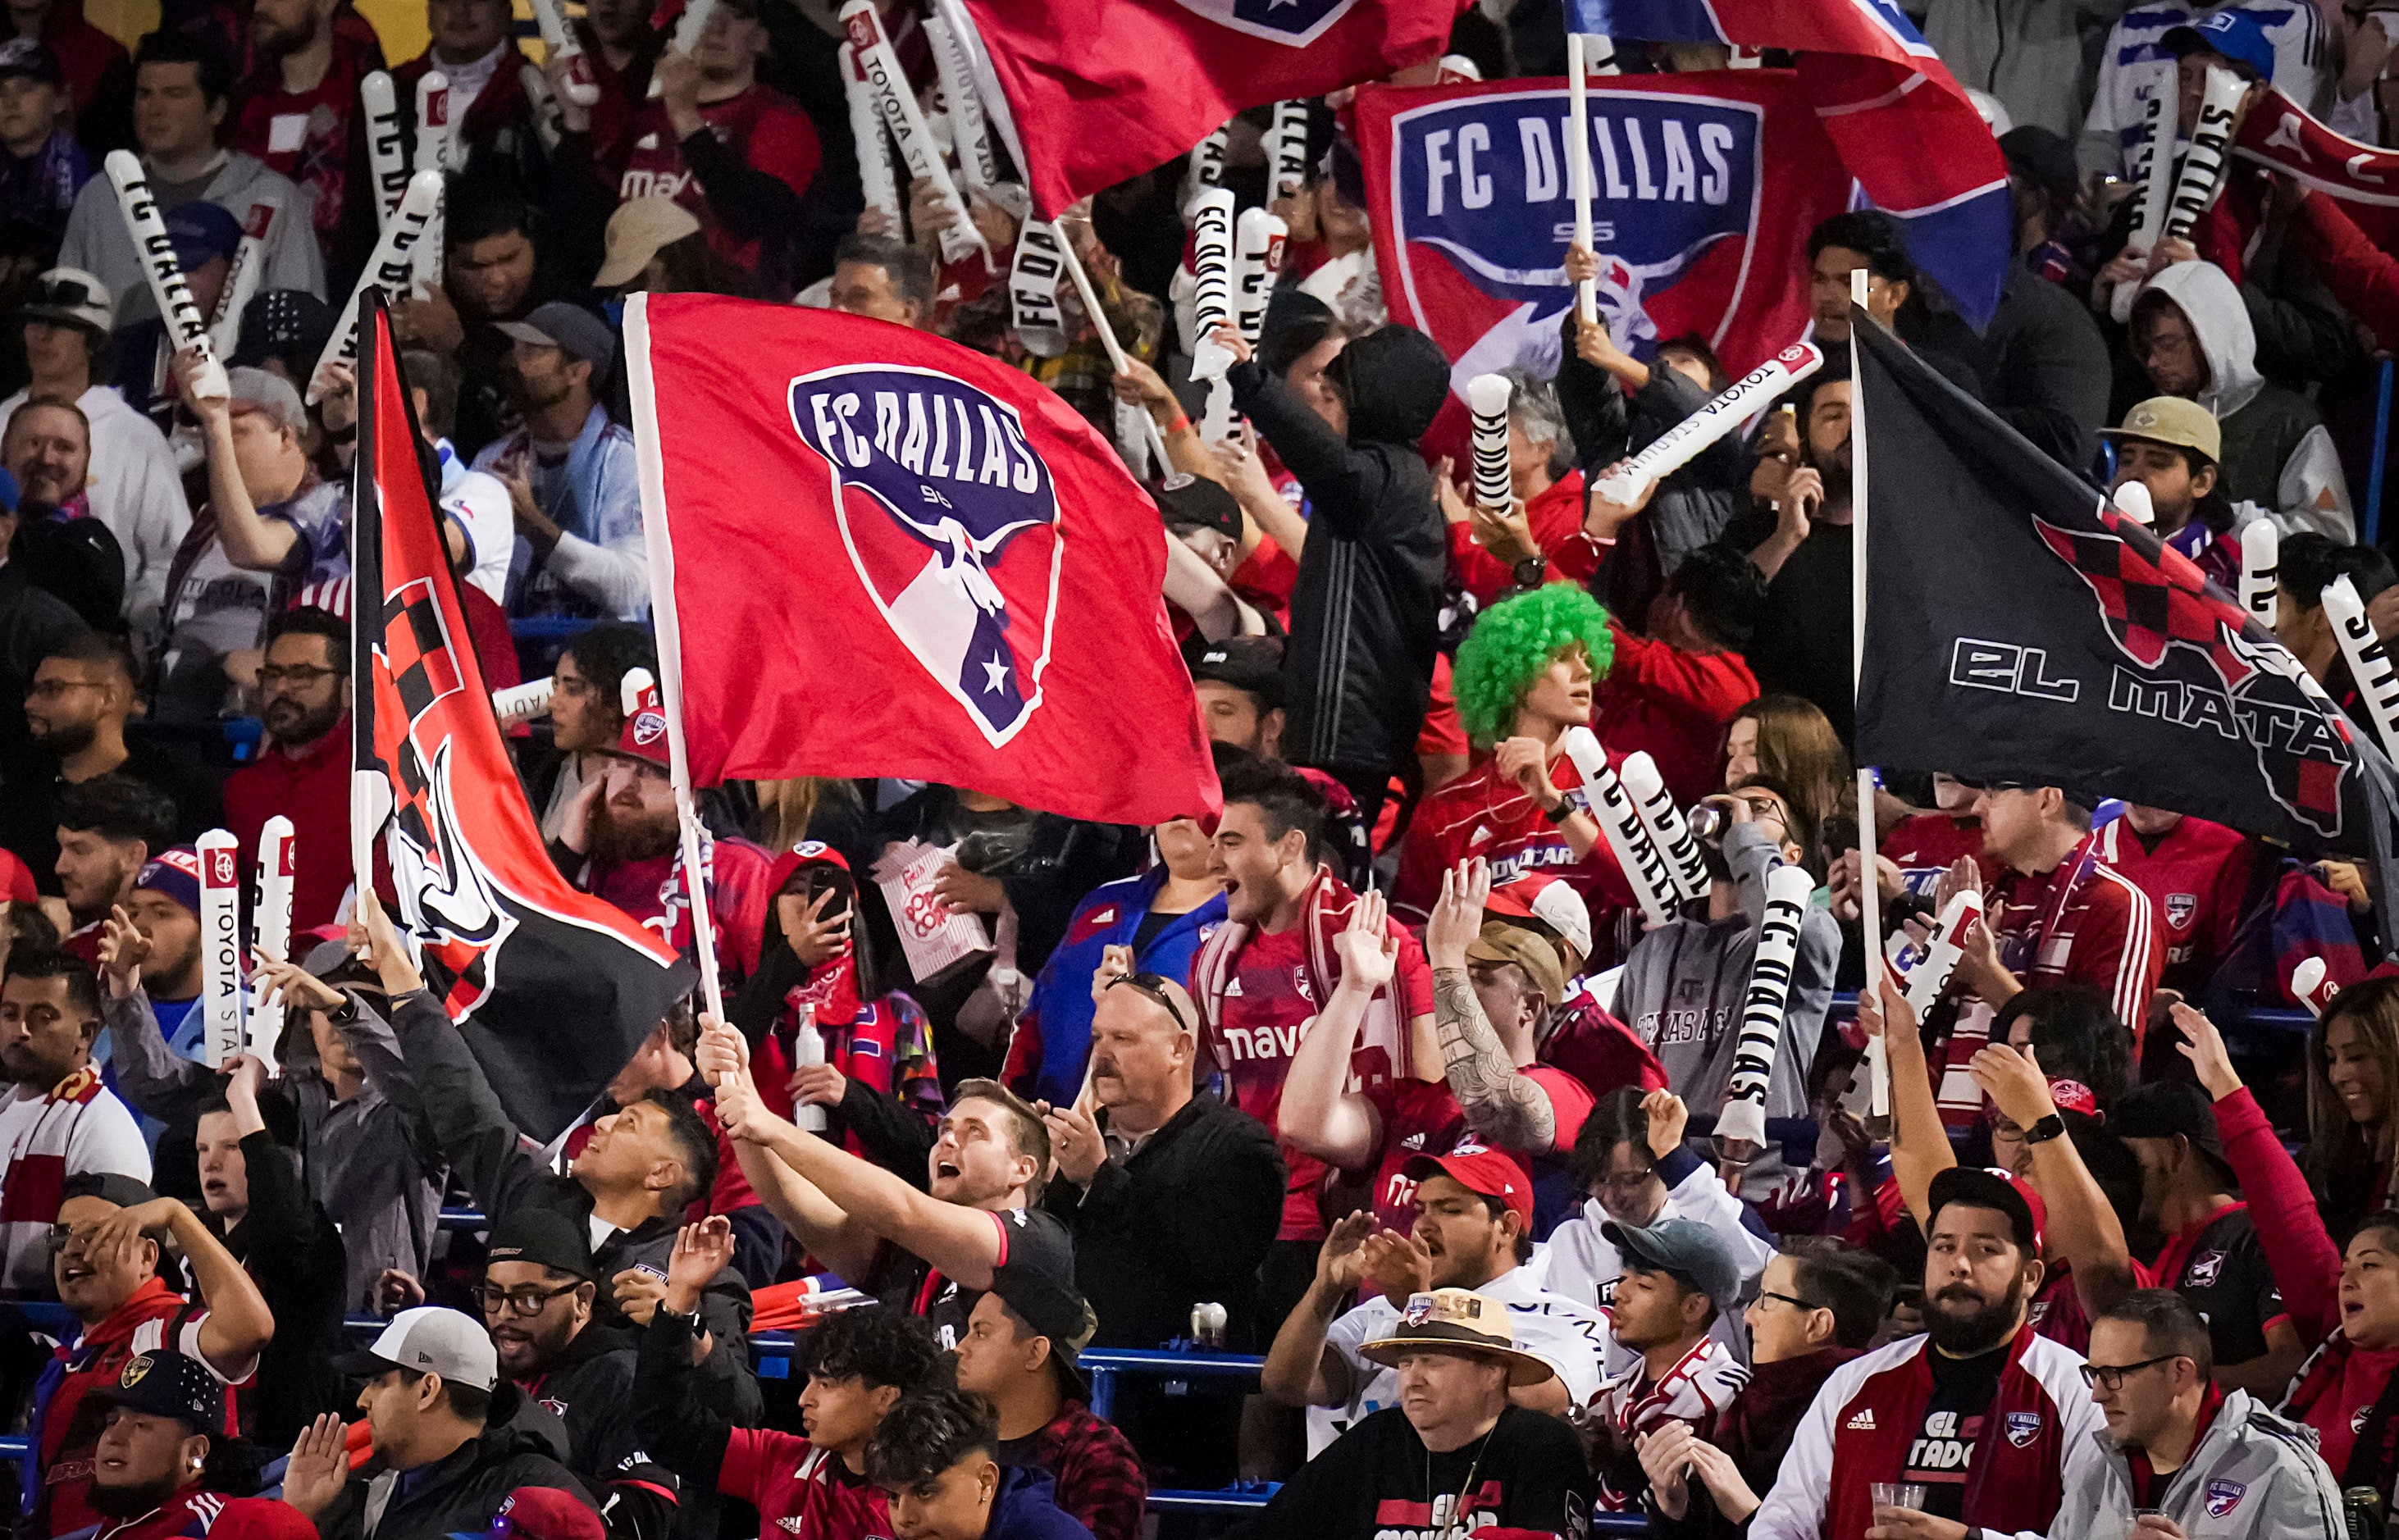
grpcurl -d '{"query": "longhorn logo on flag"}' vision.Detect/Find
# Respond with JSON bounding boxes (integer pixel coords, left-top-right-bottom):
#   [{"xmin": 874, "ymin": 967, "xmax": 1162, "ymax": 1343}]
[{"xmin": 789, "ymin": 365, "xmax": 1059, "ymax": 746}]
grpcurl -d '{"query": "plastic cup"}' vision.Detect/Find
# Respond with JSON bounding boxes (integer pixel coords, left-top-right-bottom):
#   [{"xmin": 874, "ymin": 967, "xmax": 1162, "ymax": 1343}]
[{"xmin": 1871, "ymin": 1483, "xmax": 1927, "ymax": 1513}]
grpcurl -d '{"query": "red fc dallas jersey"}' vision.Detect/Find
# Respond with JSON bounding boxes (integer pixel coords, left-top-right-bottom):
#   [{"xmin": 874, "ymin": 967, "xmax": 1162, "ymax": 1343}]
[
  {"xmin": 1987, "ymin": 834, "xmax": 2164, "ymax": 1037},
  {"xmin": 1208, "ymin": 922, "xmax": 1434, "ymax": 1242},
  {"xmin": 1393, "ymin": 751, "xmax": 1632, "ymax": 936},
  {"xmin": 717, "ymin": 1431, "xmax": 891, "ymax": 1540},
  {"xmin": 614, "ymin": 87, "xmax": 820, "ymax": 278},
  {"xmin": 96, "ymin": 1488, "xmax": 317, "ymax": 1540},
  {"xmin": 2093, "ymin": 815, "xmax": 2251, "ymax": 988}
]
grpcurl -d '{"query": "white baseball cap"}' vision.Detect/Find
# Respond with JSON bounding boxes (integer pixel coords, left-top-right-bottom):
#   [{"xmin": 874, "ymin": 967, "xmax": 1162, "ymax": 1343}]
[{"xmin": 334, "ymin": 1305, "xmax": 499, "ymax": 1391}]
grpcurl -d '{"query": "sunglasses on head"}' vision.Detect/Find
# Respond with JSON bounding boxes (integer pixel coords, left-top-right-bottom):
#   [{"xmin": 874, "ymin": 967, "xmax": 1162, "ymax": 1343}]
[{"xmin": 1106, "ymin": 972, "xmax": 1192, "ymax": 1036}]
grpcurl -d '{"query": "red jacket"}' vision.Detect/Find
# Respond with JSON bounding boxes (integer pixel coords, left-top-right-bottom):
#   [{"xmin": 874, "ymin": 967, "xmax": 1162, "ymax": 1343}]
[
  {"xmin": 39, "ymin": 0, "xmax": 123, "ymax": 121},
  {"xmin": 223, "ymin": 720, "xmax": 352, "ymax": 935},
  {"xmin": 1749, "ymin": 1324, "xmax": 2105, "ymax": 1540},
  {"xmin": 1444, "ymin": 472, "xmax": 1599, "ymax": 607},
  {"xmin": 2292, "ymin": 189, "xmax": 2399, "ymax": 353},
  {"xmin": 1592, "ymin": 622, "xmax": 1758, "ymax": 808},
  {"xmin": 96, "ymin": 1488, "xmax": 315, "ymax": 1540}
]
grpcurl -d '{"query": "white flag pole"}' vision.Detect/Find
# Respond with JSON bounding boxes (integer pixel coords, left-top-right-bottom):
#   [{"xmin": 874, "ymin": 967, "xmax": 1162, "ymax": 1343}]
[
  {"xmin": 1567, "ymin": 33, "xmax": 1596, "ymax": 326},
  {"xmin": 250, "ymin": 817, "xmax": 295, "ymax": 1053},
  {"xmin": 623, "ymin": 292, "xmax": 723, "ymax": 1026},
  {"xmin": 1849, "ymin": 267, "xmax": 1889, "ymax": 1123}
]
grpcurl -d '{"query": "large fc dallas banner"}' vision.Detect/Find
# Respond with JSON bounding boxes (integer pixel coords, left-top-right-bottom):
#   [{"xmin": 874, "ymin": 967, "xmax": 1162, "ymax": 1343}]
[
  {"xmin": 1355, "ymin": 73, "xmax": 1849, "ymax": 398},
  {"xmin": 624, "ymin": 293, "xmax": 1220, "ymax": 827},
  {"xmin": 351, "ymin": 298, "xmax": 696, "ymax": 1141}
]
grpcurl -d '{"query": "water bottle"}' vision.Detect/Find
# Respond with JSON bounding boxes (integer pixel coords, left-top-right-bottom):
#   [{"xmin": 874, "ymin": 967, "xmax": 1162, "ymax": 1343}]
[{"xmin": 794, "ymin": 1006, "xmax": 828, "ymax": 1133}]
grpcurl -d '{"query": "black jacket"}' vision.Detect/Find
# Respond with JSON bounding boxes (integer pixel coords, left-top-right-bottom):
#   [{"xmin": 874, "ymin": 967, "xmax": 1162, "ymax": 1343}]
[
  {"xmin": 382, "ymin": 990, "xmax": 763, "ymax": 1427},
  {"xmin": 519, "ymin": 1321, "xmax": 680, "ymax": 1540},
  {"xmin": 314, "ymin": 1387, "xmax": 596, "ymax": 1540},
  {"xmin": 1899, "ymin": 262, "xmax": 2110, "ymax": 472},
  {"xmin": 1044, "ymin": 1095, "xmax": 1284, "ymax": 1351},
  {"xmin": 221, "ymin": 1132, "xmax": 349, "ymax": 1448},
  {"xmin": 1229, "ymin": 328, "xmax": 1448, "ymax": 774}
]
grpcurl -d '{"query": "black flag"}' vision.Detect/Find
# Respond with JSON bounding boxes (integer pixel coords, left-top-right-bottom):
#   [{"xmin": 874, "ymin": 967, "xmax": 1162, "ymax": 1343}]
[
  {"xmin": 1852, "ymin": 312, "xmax": 2399, "ymax": 883},
  {"xmin": 351, "ymin": 294, "xmax": 696, "ymax": 1140}
]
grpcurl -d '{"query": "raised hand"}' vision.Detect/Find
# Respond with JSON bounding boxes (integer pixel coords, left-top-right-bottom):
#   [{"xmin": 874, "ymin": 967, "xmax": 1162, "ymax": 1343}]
[
  {"xmin": 1331, "ymin": 888, "xmax": 1397, "ymax": 995},
  {"xmin": 280, "ymin": 1413, "xmax": 351, "ymax": 1520},
  {"xmin": 1425, "ymin": 858, "xmax": 1492, "ymax": 971},
  {"xmin": 2170, "ymin": 1001, "xmax": 2242, "ymax": 1100},
  {"xmin": 96, "ymin": 906, "xmax": 149, "ymax": 996}
]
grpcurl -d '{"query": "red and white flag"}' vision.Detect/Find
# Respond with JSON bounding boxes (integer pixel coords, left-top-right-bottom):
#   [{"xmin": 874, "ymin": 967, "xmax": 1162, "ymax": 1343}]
[
  {"xmin": 937, "ymin": 0, "xmax": 1466, "ymax": 216},
  {"xmin": 624, "ymin": 292, "xmax": 1220, "ymax": 827}
]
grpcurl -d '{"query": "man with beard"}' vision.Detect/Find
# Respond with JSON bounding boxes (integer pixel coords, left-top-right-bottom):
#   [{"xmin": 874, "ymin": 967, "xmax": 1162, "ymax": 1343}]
[
  {"xmin": 0, "ymin": 947, "xmax": 148, "ymax": 1292},
  {"xmin": 7, "ymin": 633, "xmax": 216, "ymax": 883},
  {"xmin": 1726, "ymin": 364, "xmax": 1859, "ymax": 742},
  {"xmin": 471, "ymin": 303, "xmax": 645, "ymax": 621},
  {"xmin": 1187, "ymin": 757, "xmax": 1436, "ymax": 1334},
  {"xmin": 84, "ymin": 1350, "xmax": 312, "ymax": 1540},
  {"xmin": 51, "ymin": 774, "xmax": 173, "ymax": 958},
  {"xmin": 229, "ymin": 0, "xmax": 382, "ymax": 277},
  {"xmin": 112, "ymin": 853, "xmax": 203, "ymax": 1052},
  {"xmin": 475, "ymin": 1210, "xmax": 679, "ymax": 1540},
  {"xmin": 221, "ymin": 607, "xmax": 351, "ymax": 933},
  {"xmin": 1749, "ymin": 1161, "xmax": 2107, "ymax": 1540},
  {"xmin": 556, "ymin": 669, "xmax": 773, "ymax": 991}
]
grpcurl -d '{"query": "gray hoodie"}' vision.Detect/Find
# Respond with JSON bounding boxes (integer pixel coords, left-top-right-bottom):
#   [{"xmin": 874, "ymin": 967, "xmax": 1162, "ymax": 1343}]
[
  {"xmin": 2137, "ymin": 262, "xmax": 2353, "ymax": 542},
  {"xmin": 2053, "ymin": 1387, "xmax": 2347, "ymax": 1540},
  {"xmin": 57, "ymin": 151, "xmax": 325, "ymax": 328},
  {"xmin": 1614, "ymin": 823, "xmax": 1840, "ymax": 1132}
]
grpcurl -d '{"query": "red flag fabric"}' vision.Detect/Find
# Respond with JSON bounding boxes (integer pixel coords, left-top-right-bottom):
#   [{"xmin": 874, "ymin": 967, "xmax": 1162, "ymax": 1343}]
[
  {"xmin": 2236, "ymin": 89, "xmax": 2399, "ymax": 247},
  {"xmin": 942, "ymin": 0, "xmax": 1463, "ymax": 216},
  {"xmin": 351, "ymin": 295, "xmax": 695, "ymax": 1140},
  {"xmin": 624, "ymin": 292, "xmax": 1220, "ymax": 828}
]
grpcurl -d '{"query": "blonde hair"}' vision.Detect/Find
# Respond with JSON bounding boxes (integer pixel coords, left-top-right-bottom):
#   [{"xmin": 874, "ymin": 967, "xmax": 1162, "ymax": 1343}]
[
  {"xmin": 1729, "ymin": 695, "xmax": 1851, "ymax": 836},
  {"xmin": 755, "ymin": 778, "xmax": 860, "ymax": 853}
]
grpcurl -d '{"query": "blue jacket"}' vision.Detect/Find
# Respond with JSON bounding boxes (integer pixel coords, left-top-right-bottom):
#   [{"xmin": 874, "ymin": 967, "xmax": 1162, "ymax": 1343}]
[
  {"xmin": 989, "ymin": 1465, "xmax": 1096, "ymax": 1540},
  {"xmin": 1007, "ymin": 867, "xmax": 1225, "ymax": 1108}
]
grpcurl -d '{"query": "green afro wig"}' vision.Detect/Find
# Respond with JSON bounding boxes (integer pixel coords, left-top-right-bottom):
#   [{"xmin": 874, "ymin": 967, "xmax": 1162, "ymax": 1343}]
[{"xmin": 1453, "ymin": 584, "xmax": 1615, "ymax": 749}]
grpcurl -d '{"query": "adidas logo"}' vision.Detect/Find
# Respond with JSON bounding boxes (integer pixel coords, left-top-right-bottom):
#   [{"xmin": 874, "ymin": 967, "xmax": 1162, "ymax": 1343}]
[
  {"xmin": 1401, "ymin": 1133, "xmax": 1425, "ymax": 1150},
  {"xmin": 1224, "ymin": 978, "xmax": 1243, "ymax": 997},
  {"xmin": 777, "ymin": 1520, "xmax": 807, "ymax": 1533},
  {"xmin": 1469, "ymin": 824, "xmax": 1492, "ymax": 848},
  {"xmin": 1846, "ymin": 1410, "xmax": 1876, "ymax": 1430}
]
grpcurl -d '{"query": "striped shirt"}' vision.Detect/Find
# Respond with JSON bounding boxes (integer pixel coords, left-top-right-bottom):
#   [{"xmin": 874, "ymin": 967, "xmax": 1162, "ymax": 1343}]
[
  {"xmin": 2084, "ymin": 1, "xmax": 2327, "ymax": 175},
  {"xmin": 0, "ymin": 1069, "xmax": 151, "ymax": 1293}
]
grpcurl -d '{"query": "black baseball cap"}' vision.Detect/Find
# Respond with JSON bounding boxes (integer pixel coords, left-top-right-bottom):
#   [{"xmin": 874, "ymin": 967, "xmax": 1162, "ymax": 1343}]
[
  {"xmin": 1927, "ymin": 1166, "xmax": 2043, "ymax": 1252},
  {"xmin": 87, "ymin": 1351, "xmax": 225, "ymax": 1432},
  {"xmin": 2110, "ymin": 1080, "xmax": 2240, "ymax": 1188},
  {"xmin": 486, "ymin": 1209, "xmax": 596, "ymax": 1280},
  {"xmin": 62, "ymin": 1173, "xmax": 161, "ymax": 1211},
  {"xmin": 986, "ymin": 1243, "xmax": 1096, "ymax": 1400},
  {"xmin": 1187, "ymin": 636, "xmax": 1285, "ymax": 711},
  {"xmin": 1156, "ymin": 473, "xmax": 1241, "ymax": 541}
]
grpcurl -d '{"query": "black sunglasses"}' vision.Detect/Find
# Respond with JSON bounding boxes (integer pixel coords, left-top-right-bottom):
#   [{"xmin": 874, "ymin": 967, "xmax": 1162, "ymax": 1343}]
[{"xmin": 1106, "ymin": 973, "xmax": 1192, "ymax": 1036}]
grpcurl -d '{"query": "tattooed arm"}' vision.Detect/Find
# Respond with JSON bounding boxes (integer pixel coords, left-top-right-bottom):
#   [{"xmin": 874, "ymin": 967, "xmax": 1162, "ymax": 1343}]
[
  {"xmin": 1434, "ymin": 968, "xmax": 1558, "ymax": 1151},
  {"xmin": 1425, "ymin": 859, "xmax": 1558, "ymax": 1153}
]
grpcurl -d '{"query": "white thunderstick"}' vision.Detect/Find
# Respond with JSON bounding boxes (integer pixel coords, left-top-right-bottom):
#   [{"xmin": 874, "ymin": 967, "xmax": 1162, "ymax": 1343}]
[
  {"xmin": 361, "ymin": 71, "xmax": 408, "ymax": 230},
  {"xmin": 1714, "ymin": 863, "xmax": 1815, "ymax": 1150},
  {"xmin": 2241, "ymin": 522, "xmax": 2279, "ymax": 628},
  {"xmin": 205, "ymin": 197, "xmax": 280, "ymax": 361},
  {"xmin": 2325, "ymin": 574, "xmax": 2399, "ymax": 755},
  {"xmin": 310, "ymin": 170, "xmax": 444, "ymax": 400},
  {"xmin": 1188, "ymin": 189, "xmax": 1237, "ymax": 439},
  {"xmin": 1620, "ymin": 752, "xmax": 1708, "ymax": 901},
  {"xmin": 105, "ymin": 151, "xmax": 228, "ymax": 399},
  {"xmin": 840, "ymin": 0, "xmax": 982, "ymax": 267},
  {"xmin": 527, "ymin": 0, "xmax": 600, "ymax": 106},
  {"xmin": 1558, "ymin": 726, "xmax": 1675, "ymax": 927},
  {"xmin": 1466, "ymin": 373, "xmax": 1513, "ymax": 513},
  {"xmin": 198, "ymin": 829, "xmax": 245, "ymax": 1067},
  {"xmin": 1599, "ymin": 343, "xmax": 1823, "ymax": 508},
  {"xmin": 412, "ymin": 72, "xmax": 452, "ymax": 290},
  {"xmin": 1902, "ymin": 888, "xmax": 1986, "ymax": 1016},
  {"xmin": 249, "ymin": 818, "xmax": 296, "ymax": 1050}
]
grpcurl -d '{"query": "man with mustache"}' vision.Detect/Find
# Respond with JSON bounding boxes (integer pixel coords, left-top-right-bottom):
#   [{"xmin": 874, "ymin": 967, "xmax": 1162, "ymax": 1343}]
[
  {"xmin": 556, "ymin": 670, "xmax": 772, "ymax": 992},
  {"xmin": 221, "ymin": 607, "xmax": 353, "ymax": 933},
  {"xmin": 1750, "ymin": 1146, "xmax": 2107, "ymax": 1540}
]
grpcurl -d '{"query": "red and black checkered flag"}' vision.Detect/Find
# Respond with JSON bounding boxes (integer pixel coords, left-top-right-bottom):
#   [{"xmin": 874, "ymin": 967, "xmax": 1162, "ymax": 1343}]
[
  {"xmin": 1851, "ymin": 310, "xmax": 2399, "ymax": 881},
  {"xmin": 350, "ymin": 294, "xmax": 695, "ymax": 1140}
]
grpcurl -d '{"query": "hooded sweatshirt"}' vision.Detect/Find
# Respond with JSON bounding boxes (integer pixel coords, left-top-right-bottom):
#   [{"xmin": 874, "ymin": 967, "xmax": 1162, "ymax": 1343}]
[
  {"xmin": 1615, "ymin": 824, "xmax": 1840, "ymax": 1132},
  {"xmin": 57, "ymin": 153, "xmax": 324, "ymax": 329},
  {"xmin": 2052, "ymin": 1387, "xmax": 2345, "ymax": 1540},
  {"xmin": 2137, "ymin": 262, "xmax": 2352, "ymax": 540},
  {"xmin": 1227, "ymin": 326, "xmax": 1448, "ymax": 775}
]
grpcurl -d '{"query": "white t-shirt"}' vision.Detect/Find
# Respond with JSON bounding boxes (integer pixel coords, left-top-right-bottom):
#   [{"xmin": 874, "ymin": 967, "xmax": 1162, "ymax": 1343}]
[
  {"xmin": 0, "ymin": 1073, "xmax": 153, "ymax": 1294},
  {"xmin": 2084, "ymin": 0, "xmax": 2328, "ymax": 176},
  {"xmin": 1305, "ymin": 1265, "xmax": 1610, "ymax": 1456}
]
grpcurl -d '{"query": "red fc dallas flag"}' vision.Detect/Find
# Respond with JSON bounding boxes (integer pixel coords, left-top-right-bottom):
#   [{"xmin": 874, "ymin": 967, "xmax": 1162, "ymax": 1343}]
[
  {"xmin": 350, "ymin": 295, "xmax": 696, "ymax": 1141},
  {"xmin": 937, "ymin": 0, "xmax": 1466, "ymax": 216},
  {"xmin": 2236, "ymin": 89, "xmax": 2399, "ymax": 247},
  {"xmin": 624, "ymin": 293, "xmax": 1220, "ymax": 827}
]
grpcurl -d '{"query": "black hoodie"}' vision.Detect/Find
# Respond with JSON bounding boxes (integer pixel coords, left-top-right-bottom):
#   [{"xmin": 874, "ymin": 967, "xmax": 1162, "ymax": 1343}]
[
  {"xmin": 1229, "ymin": 324, "xmax": 1448, "ymax": 775},
  {"xmin": 312, "ymin": 1385, "xmax": 597, "ymax": 1540},
  {"xmin": 514, "ymin": 1321, "xmax": 680, "ymax": 1540}
]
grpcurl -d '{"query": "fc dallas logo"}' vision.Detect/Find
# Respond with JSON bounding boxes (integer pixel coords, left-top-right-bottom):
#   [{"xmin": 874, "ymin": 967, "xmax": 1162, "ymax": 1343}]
[
  {"xmin": 1170, "ymin": 0, "xmax": 1360, "ymax": 46},
  {"xmin": 791, "ymin": 364, "xmax": 1060, "ymax": 749}
]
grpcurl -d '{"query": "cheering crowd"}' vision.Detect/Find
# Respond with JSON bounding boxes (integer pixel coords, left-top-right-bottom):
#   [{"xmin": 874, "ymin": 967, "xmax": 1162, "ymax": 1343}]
[{"xmin": 0, "ymin": 0, "xmax": 2392, "ymax": 1537}]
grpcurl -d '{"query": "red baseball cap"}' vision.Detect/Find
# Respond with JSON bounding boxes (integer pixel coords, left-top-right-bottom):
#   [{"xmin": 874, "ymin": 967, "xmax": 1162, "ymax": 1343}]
[
  {"xmin": 1403, "ymin": 1144, "xmax": 1534, "ymax": 1227},
  {"xmin": 486, "ymin": 1488, "xmax": 603, "ymax": 1540},
  {"xmin": 604, "ymin": 667, "xmax": 672, "ymax": 769},
  {"xmin": 1485, "ymin": 873, "xmax": 1592, "ymax": 970}
]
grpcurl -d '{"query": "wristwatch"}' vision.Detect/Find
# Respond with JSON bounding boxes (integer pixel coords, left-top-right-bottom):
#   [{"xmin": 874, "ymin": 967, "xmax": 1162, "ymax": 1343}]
[
  {"xmin": 2023, "ymin": 1112, "xmax": 2068, "ymax": 1145},
  {"xmin": 1512, "ymin": 556, "xmax": 1545, "ymax": 590},
  {"xmin": 1543, "ymin": 792, "xmax": 1578, "ymax": 826}
]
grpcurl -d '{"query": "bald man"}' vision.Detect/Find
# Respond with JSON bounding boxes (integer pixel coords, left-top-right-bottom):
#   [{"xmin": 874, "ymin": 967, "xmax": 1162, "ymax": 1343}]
[{"xmin": 1037, "ymin": 969, "xmax": 1284, "ymax": 1351}]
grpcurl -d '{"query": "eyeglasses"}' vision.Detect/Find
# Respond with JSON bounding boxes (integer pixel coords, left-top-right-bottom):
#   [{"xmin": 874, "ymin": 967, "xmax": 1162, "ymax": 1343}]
[
  {"xmin": 1106, "ymin": 973, "xmax": 1192, "ymax": 1036},
  {"xmin": 258, "ymin": 664, "xmax": 340, "ymax": 688},
  {"xmin": 1757, "ymin": 1289, "xmax": 1825, "ymax": 1314},
  {"xmin": 474, "ymin": 1279, "xmax": 584, "ymax": 1317},
  {"xmin": 1593, "ymin": 1168, "xmax": 1658, "ymax": 1196},
  {"xmin": 2079, "ymin": 1354, "xmax": 2185, "ymax": 1391}
]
